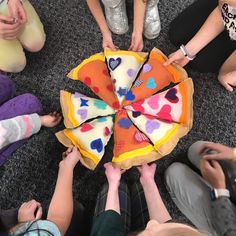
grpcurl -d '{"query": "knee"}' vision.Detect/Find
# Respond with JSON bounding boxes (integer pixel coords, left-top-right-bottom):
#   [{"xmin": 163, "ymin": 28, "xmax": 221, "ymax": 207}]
[
  {"xmin": 17, "ymin": 93, "xmax": 43, "ymax": 114},
  {"xmin": 23, "ymin": 35, "xmax": 46, "ymax": 53},
  {"xmin": 1, "ymin": 55, "xmax": 26, "ymax": 73}
]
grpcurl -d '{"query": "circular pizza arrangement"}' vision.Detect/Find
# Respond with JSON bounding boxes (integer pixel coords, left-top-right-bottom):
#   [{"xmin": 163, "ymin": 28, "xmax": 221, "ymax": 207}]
[{"xmin": 56, "ymin": 48, "xmax": 194, "ymax": 170}]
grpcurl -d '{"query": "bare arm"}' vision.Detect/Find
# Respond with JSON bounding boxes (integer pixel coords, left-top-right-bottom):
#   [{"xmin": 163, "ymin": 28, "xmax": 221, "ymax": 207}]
[
  {"xmin": 139, "ymin": 164, "xmax": 171, "ymax": 223},
  {"xmin": 165, "ymin": 7, "xmax": 225, "ymax": 66},
  {"xmin": 105, "ymin": 183, "xmax": 120, "ymax": 214},
  {"xmin": 47, "ymin": 147, "xmax": 80, "ymax": 236},
  {"xmin": 185, "ymin": 6, "xmax": 224, "ymax": 55},
  {"xmin": 86, "ymin": 0, "xmax": 110, "ymax": 35}
]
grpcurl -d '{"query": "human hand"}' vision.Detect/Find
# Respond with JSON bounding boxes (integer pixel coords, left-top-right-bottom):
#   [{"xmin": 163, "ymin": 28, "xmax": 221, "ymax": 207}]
[
  {"xmin": 102, "ymin": 31, "xmax": 118, "ymax": 51},
  {"xmin": 218, "ymin": 71, "xmax": 236, "ymax": 92},
  {"xmin": 18, "ymin": 199, "xmax": 42, "ymax": 222},
  {"xmin": 200, "ymin": 142, "xmax": 234, "ymax": 161},
  {"xmin": 0, "ymin": 14, "xmax": 21, "ymax": 39},
  {"xmin": 8, "ymin": 0, "xmax": 27, "ymax": 24},
  {"xmin": 60, "ymin": 146, "xmax": 81, "ymax": 169},
  {"xmin": 200, "ymin": 159, "xmax": 226, "ymax": 189},
  {"xmin": 104, "ymin": 162, "xmax": 125, "ymax": 187},
  {"xmin": 138, "ymin": 163, "xmax": 157, "ymax": 186},
  {"xmin": 129, "ymin": 31, "xmax": 143, "ymax": 52},
  {"xmin": 164, "ymin": 49, "xmax": 189, "ymax": 67},
  {"xmin": 40, "ymin": 112, "xmax": 62, "ymax": 128}
]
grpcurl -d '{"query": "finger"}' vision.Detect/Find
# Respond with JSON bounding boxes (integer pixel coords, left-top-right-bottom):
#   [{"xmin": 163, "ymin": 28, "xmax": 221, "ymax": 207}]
[
  {"xmin": 211, "ymin": 160, "xmax": 223, "ymax": 170},
  {"xmin": 66, "ymin": 147, "xmax": 73, "ymax": 153},
  {"xmin": 35, "ymin": 206, "xmax": 43, "ymax": 220},
  {"xmin": 18, "ymin": 6, "xmax": 27, "ymax": 24},
  {"xmin": 222, "ymin": 81, "xmax": 233, "ymax": 92},
  {"xmin": 163, "ymin": 57, "xmax": 175, "ymax": 66},
  {"xmin": 203, "ymin": 153, "xmax": 222, "ymax": 160},
  {"xmin": 137, "ymin": 166, "xmax": 141, "ymax": 173},
  {"xmin": 151, "ymin": 163, "xmax": 157, "ymax": 170},
  {"xmin": 0, "ymin": 15, "xmax": 15, "ymax": 23}
]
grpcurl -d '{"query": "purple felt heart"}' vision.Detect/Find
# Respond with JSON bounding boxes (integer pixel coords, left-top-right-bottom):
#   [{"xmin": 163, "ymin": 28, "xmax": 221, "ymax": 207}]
[
  {"xmin": 118, "ymin": 118, "xmax": 132, "ymax": 129},
  {"xmin": 77, "ymin": 109, "xmax": 88, "ymax": 120},
  {"xmin": 74, "ymin": 92, "xmax": 83, "ymax": 98},
  {"xmin": 127, "ymin": 68, "xmax": 135, "ymax": 77},
  {"xmin": 109, "ymin": 58, "xmax": 121, "ymax": 71},
  {"xmin": 143, "ymin": 63, "xmax": 152, "ymax": 73},
  {"xmin": 90, "ymin": 138, "xmax": 103, "ymax": 153},
  {"xmin": 165, "ymin": 88, "xmax": 179, "ymax": 103},
  {"xmin": 125, "ymin": 90, "xmax": 135, "ymax": 101},
  {"xmin": 146, "ymin": 120, "xmax": 160, "ymax": 134}
]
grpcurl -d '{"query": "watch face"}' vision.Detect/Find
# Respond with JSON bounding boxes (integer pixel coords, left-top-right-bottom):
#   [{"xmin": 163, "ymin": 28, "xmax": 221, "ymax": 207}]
[{"xmin": 210, "ymin": 190, "xmax": 216, "ymax": 201}]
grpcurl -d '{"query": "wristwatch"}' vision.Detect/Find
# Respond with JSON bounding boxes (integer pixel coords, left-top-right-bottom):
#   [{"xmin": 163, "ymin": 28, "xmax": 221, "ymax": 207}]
[{"xmin": 210, "ymin": 188, "xmax": 230, "ymax": 201}]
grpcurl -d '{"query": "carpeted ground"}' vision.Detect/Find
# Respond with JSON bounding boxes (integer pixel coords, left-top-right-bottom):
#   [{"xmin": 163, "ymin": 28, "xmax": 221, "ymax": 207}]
[{"xmin": 1, "ymin": 0, "xmax": 236, "ymax": 232}]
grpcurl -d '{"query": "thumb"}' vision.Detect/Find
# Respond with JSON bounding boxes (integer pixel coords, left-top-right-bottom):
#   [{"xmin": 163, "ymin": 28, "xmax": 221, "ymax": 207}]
[
  {"xmin": 35, "ymin": 206, "xmax": 43, "ymax": 220},
  {"xmin": 211, "ymin": 160, "xmax": 222, "ymax": 170},
  {"xmin": 221, "ymin": 81, "xmax": 233, "ymax": 92},
  {"xmin": 163, "ymin": 57, "xmax": 174, "ymax": 66}
]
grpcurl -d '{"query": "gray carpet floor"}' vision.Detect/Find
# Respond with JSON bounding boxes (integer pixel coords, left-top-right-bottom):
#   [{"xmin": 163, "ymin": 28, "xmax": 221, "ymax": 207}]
[{"xmin": 1, "ymin": 0, "xmax": 236, "ymax": 230}]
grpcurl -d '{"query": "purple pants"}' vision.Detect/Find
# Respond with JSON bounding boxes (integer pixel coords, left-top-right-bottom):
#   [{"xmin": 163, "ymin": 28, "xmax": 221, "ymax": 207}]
[{"xmin": 0, "ymin": 74, "xmax": 43, "ymax": 166}]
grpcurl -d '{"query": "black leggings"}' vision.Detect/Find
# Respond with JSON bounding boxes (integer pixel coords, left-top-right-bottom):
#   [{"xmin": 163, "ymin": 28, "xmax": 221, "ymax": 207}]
[{"xmin": 169, "ymin": 0, "xmax": 236, "ymax": 73}]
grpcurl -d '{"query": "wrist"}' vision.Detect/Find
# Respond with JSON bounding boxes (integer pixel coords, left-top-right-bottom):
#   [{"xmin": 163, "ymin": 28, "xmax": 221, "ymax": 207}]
[
  {"xmin": 212, "ymin": 181, "xmax": 226, "ymax": 189},
  {"xmin": 108, "ymin": 181, "xmax": 120, "ymax": 189},
  {"xmin": 140, "ymin": 178, "xmax": 156, "ymax": 188}
]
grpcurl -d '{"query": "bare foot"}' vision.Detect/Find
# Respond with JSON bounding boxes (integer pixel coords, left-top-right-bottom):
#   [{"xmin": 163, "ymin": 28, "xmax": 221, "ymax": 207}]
[{"xmin": 40, "ymin": 112, "xmax": 62, "ymax": 127}]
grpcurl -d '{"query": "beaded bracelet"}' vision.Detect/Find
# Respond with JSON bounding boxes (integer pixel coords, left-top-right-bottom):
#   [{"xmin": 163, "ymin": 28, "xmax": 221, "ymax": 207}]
[
  {"xmin": 180, "ymin": 44, "xmax": 196, "ymax": 61},
  {"xmin": 232, "ymin": 148, "xmax": 236, "ymax": 162}
]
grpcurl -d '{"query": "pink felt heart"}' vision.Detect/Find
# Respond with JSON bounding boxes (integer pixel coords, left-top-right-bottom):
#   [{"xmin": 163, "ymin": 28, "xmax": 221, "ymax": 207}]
[
  {"xmin": 116, "ymin": 140, "xmax": 125, "ymax": 152},
  {"xmin": 81, "ymin": 123, "xmax": 93, "ymax": 132},
  {"xmin": 131, "ymin": 100, "xmax": 145, "ymax": 113},
  {"xmin": 157, "ymin": 105, "xmax": 172, "ymax": 122},
  {"xmin": 147, "ymin": 95, "xmax": 160, "ymax": 110},
  {"xmin": 134, "ymin": 131, "xmax": 149, "ymax": 143}
]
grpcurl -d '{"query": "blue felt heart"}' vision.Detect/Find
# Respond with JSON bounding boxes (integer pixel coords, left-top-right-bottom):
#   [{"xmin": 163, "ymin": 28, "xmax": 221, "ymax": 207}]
[
  {"xmin": 146, "ymin": 78, "xmax": 157, "ymax": 89},
  {"xmin": 109, "ymin": 58, "xmax": 121, "ymax": 71},
  {"xmin": 165, "ymin": 88, "xmax": 179, "ymax": 103},
  {"xmin": 90, "ymin": 138, "xmax": 103, "ymax": 153},
  {"xmin": 125, "ymin": 90, "xmax": 135, "ymax": 101},
  {"xmin": 118, "ymin": 118, "xmax": 132, "ymax": 129}
]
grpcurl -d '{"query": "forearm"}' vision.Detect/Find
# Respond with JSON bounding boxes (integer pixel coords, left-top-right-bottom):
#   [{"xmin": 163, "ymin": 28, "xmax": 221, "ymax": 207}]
[
  {"xmin": 0, "ymin": 113, "xmax": 41, "ymax": 149},
  {"xmin": 105, "ymin": 182, "xmax": 120, "ymax": 214},
  {"xmin": 86, "ymin": 0, "xmax": 110, "ymax": 35},
  {"xmin": 142, "ymin": 180, "xmax": 171, "ymax": 223},
  {"xmin": 185, "ymin": 7, "xmax": 224, "ymax": 56},
  {"xmin": 47, "ymin": 165, "xmax": 74, "ymax": 236},
  {"xmin": 133, "ymin": 0, "xmax": 146, "ymax": 35}
]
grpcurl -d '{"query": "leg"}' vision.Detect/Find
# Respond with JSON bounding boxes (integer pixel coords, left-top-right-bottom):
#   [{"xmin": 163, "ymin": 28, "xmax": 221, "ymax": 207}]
[
  {"xmin": 143, "ymin": 0, "xmax": 161, "ymax": 39},
  {"xmin": 94, "ymin": 181, "xmax": 131, "ymax": 232},
  {"xmin": 130, "ymin": 182, "xmax": 149, "ymax": 231},
  {"xmin": 0, "ymin": 39, "xmax": 26, "ymax": 73},
  {"xmin": 101, "ymin": 0, "xmax": 128, "ymax": 35},
  {"xmin": 18, "ymin": 0, "xmax": 46, "ymax": 52},
  {"xmin": 187, "ymin": 141, "xmax": 213, "ymax": 170},
  {"xmin": 0, "ymin": 75, "xmax": 15, "ymax": 105},
  {"xmin": 165, "ymin": 163, "xmax": 217, "ymax": 236},
  {"xmin": 0, "ymin": 94, "xmax": 43, "ymax": 165}
]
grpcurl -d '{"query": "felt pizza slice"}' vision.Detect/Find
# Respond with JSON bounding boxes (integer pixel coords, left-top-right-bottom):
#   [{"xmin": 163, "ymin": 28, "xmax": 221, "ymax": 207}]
[
  {"xmin": 122, "ymin": 48, "xmax": 188, "ymax": 106},
  {"xmin": 125, "ymin": 78, "xmax": 193, "ymax": 128},
  {"xmin": 67, "ymin": 53, "xmax": 120, "ymax": 109},
  {"xmin": 105, "ymin": 49, "xmax": 148, "ymax": 105},
  {"xmin": 56, "ymin": 116, "xmax": 114, "ymax": 170},
  {"xmin": 112, "ymin": 110, "xmax": 160, "ymax": 169},
  {"xmin": 60, "ymin": 90, "xmax": 116, "ymax": 128},
  {"xmin": 127, "ymin": 110, "xmax": 189, "ymax": 156}
]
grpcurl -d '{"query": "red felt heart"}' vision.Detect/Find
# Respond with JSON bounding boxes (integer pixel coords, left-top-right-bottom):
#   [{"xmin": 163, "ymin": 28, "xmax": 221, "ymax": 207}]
[
  {"xmin": 84, "ymin": 77, "xmax": 91, "ymax": 86},
  {"xmin": 157, "ymin": 105, "xmax": 172, "ymax": 122},
  {"xmin": 131, "ymin": 100, "xmax": 145, "ymax": 113},
  {"xmin": 107, "ymin": 84, "xmax": 114, "ymax": 92},
  {"xmin": 104, "ymin": 127, "xmax": 110, "ymax": 136},
  {"xmin": 81, "ymin": 123, "xmax": 93, "ymax": 132}
]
